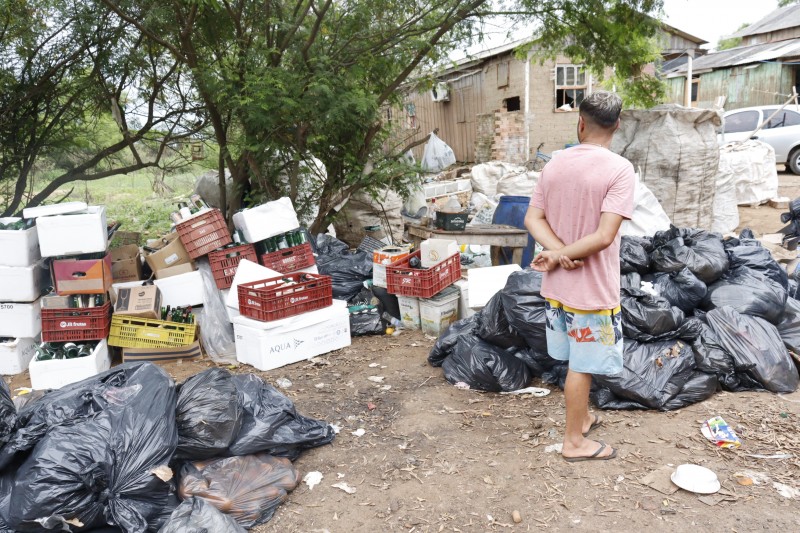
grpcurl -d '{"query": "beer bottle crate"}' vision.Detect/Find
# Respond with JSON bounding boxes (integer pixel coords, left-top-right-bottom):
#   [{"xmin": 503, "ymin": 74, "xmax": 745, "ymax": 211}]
[
  {"xmin": 208, "ymin": 243, "xmax": 258, "ymax": 289},
  {"xmin": 41, "ymin": 302, "xmax": 112, "ymax": 342},
  {"xmin": 238, "ymin": 272, "xmax": 332, "ymax": 322},
  {"xmin": 258, "ymin": 242, "xmax": 315, "ymax": 274},
  {"xmin": 385, "ymin": 250, "xmax": 460, "ymax": 298},
  {"xmin": 175, "ymin": 208, "xmax": 232, "ymax": 259},
  {"xmin": 108, "ymin": 315, "xmax": 197, "ymax": 349}
]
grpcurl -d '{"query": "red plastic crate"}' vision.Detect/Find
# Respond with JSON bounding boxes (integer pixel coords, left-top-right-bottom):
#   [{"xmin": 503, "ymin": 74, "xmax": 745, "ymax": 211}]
[
  {"xmin": 209, "ymin": 243, "xmax": 258, "ymax": 289},
  {"xmin": 175, "ymin": 208, "xmax": 232, "ymax": 259},
  {"xmin": 238, "ymin": 273, "xmax": 332, "ymax": 322},
  {"xmin": 386, "ymin": 250, "xmax": 460, "ymax": 298},
  {"xmin": 259, "ymin": 242, "xmax": 316, "ymax": 273},
  {"xmin": 41, "ymin": 302, "xmax": 112, "ymax": 342}
]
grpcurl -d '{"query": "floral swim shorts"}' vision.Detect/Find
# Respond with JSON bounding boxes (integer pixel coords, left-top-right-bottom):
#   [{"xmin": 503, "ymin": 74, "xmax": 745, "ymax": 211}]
[{"xmin": 544, "ymin": 298, "xmax": 623, "ymax": 375}]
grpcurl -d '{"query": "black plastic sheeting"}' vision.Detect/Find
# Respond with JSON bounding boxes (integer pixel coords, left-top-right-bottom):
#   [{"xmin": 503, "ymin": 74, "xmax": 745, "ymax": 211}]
[
  {"xmin": 428, "ymin": 315, "xmax": 480, "ymax": 367},
  {"xmin": 499, "ymin": 269, "xmax": 548, "ymax": 356},
  {"xmin": 707, "ymin": 307, "xmax": 799, "ymax": 393},
  {"xmin": 650, "ymin": 227, "xmax": 729, "ymax": 284},
  {"xmin": 702, "ymin": 266, "xmax": 787, "ymax": 325},
  {"xmin": 175, "ymin": 368, "xmax": 243, "ymax": 460},
  {"xmin": 620, "ymin": 289, "xmax": 701, "ymax": 343},
  {"xmin": 8, "ymin": 363, "xmax": 178, "ymax": 532},
  {"xmin": 778, "ymin": 297, "xmax": 800, "ymax": 354},
  {"xmin": 441, "ymin": 335, "xmax": 532, "ymax": 392},
  {"xmin": 227, "ymin": 374, "xmax": 335, "ymax": 459},
  {"xmin": 350, "ymin": 310, "xmax": 385, "ymax": 336},
  {"xmin": 314, "ymin": 234, "xmax": 373, "ymax": 302},
  {"xmin": 651, "ymin": 267, "xmax": 707, "ymax": 314},
  {"xmin": 620, "ymin": 235, "xmax": 652, "ymax": 274},
  {"xmin": 158, "ymin": 497, "xmax": 246, "ymax": 533},
  {"xmin": 725, "ymin": 242, "xmax": 789, "ymax": 290},
  {"xmin": 476, "ymin": 293, "xmax": 528, "ymax": 350},
  {"xmin": 0, "ymin": 382, "xmax": 15, "ymax": 453}
]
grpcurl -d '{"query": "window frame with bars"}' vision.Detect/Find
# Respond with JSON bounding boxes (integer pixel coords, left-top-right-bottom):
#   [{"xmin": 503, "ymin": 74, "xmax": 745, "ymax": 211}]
[{"xmin": 554, "ymin": 64, "xmax": 590, "ymax": 112}]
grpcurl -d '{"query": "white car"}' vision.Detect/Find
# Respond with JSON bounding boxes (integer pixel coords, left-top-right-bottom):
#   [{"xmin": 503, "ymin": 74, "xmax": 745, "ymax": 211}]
[{"xmin": 720, "ymin": 105, "xmax": 800, "ymax": 173}]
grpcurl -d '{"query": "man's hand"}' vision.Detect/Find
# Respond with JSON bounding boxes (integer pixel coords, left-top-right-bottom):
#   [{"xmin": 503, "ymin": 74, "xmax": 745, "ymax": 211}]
[
  {"xmin": 559, "ymin": 255, "xmax": 584, "ymax": 271},
  {"xmin": 532, "ymin": 250, "xmax": 560, "ymax": 272}
]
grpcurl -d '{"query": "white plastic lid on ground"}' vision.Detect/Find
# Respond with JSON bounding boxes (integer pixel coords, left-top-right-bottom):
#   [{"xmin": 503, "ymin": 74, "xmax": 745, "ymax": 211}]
[{"xmin": 670, "ymin": 464, "xmax": 721, "ymax": 494}]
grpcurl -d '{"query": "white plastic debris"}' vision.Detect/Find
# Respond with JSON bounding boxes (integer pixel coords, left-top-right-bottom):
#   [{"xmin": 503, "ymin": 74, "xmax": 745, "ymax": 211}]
[
  {"xmin": 367, "ymin": 376, "xmax": 384, "ymax": 383},
  {"xmin": 275, "ymin": 378, "xmax": 292, "ymax": 389},
  {"xmin": 303, "ymin": 471, "xmax": 323, "ymax": 490},
  {"xmin": 544, "ymin": 443, "xmax": 563, "ymax": 453},
  {"xmin": 500, "ymin": 387, "xmax": 550, "ymax": 397},
  {"xmin": 332, "ymin": 482, "xmax": 357, "ymax": 494},
  {"xmin": 351, "ymin": 428, "xmax": 366, "ymax": 437}
]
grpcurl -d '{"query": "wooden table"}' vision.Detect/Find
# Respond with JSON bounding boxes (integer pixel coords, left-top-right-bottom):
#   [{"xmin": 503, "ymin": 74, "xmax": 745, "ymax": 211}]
[{"xmin": 406, "ymin": 223, "xmax": 530, "ymax": 266}]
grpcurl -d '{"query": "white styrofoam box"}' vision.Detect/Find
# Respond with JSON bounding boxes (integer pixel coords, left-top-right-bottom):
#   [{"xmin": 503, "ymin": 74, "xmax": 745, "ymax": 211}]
[
  {"xmin": 154, "ymin": 270, "xmax": 204, "ymax": 308},
  {"xmin": 29, "ymin": 339, "xmax": 110, "ymax": 390},
  {"xmin": 468, "ymin": 264, "xmax": 522, "ymax": 308},
  {"xmin": 0, "ymin": 336, "xmax": 38, "ymax": 375},
  {"xmin": 36, "ymin": 205, "xmax": 108, "ymax": 257},
  {"xmin": 225, "ymin": 259, "xmax": 282, "ymax": 311},
  {"xmin": 453, "ymin": 279, "xmax": 474, "ymax": 319},
  {"xmin": 456, "ymin": 178, "xmax": 471, "ymax": 192},
  {"xmin": 419, "ymin": 286, "xmax": 460, "ymax": 337},
  {"xmin": 23, "ymin": 201, "xmax": 88, "ymax": 219},
  {"xmin": 233, "ymin": 303, "xmax": 350, "ymax": 371},
  {"xmin": 0, "ymin": 218, "xmax": 40, "ymax": 267},
  {"xmin": 420, "ymin": 238, "xmax": 459, "ymax": 268},
  {"xmin": 0, "ymin": 298, "xmax": 42, "ymax": 338},
  {"xmin": 373, "ymin": 262, "xmax": 387, "ymax": 288},
  {"xmin": 289, "ymin": 264, "xmax": 319, "ymax": 275},
  {"xmin": 232, "ymin": 197, "xmax": 300, "ymax": 244},
  {"xmin": 0, "ymin": 263, "xmax": 42, "ymax": 303},
  {"xmin": 397, "ymin": 296, "xmax": 421, "ymax": 329}
]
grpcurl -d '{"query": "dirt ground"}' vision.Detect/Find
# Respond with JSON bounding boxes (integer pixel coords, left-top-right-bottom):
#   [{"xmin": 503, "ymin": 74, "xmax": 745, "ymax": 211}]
[{"xmin": 6, "ymin": 171, "xmax": 800, "ymax": 532}]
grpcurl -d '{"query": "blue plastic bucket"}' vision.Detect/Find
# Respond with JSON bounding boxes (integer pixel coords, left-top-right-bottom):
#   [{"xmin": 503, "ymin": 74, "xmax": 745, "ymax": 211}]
[{"xmin": 492, "ymin": 195, "xmax": 536, "ymax": 266}]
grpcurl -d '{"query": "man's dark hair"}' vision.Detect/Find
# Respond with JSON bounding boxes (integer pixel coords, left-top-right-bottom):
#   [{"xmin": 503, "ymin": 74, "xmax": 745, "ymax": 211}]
[{"xmin": 579, "ymin": 91, "xmax": 622, "ymax": 128}]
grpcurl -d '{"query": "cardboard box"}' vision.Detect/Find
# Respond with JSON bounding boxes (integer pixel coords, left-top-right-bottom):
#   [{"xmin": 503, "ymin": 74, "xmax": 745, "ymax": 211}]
[
  {"xmin": 233, "ymin": 302, "xmax": 350, "ymax": 371},
  {"xmin": 52, "ymin": 253, "xmax": 113, "ymax": 295},
  {"xmin": 122, "ymin": 340, "xmax": 202, "ymax": 363},
  {"xmin": 0, "ymin": 263, "xmax": 42, "ymax": 302},
  {"xmin": 0, "ymin": 336, "xmax": 38, "ymax": 375},
  {"xmin": 420, "ymin": 238, "xmax": 459, "ymax": 268},
  {"xmin": 35, "ymin": 205, "xmax": 108, "ymax": 257},
  {"xmin": 0, "ymin": 217, "xmax": 40, "ymax": 267},
  {"xmin": 232, "ymin": 197, "xmax": 300, "ymax": 243},
  {"xmin": 144, "ymin": 232, "xmax": 191, "ymax": 273},
  {"xmin": 154, "ymin": 270, "xmax": 204, "ymax": 307},
  {"xmin": 154, "ymin": 261, "xmax": 195, "ymax": 280},
  {"xmin": 0, "ymin": 298, "xmax": 42, "ymax": 338},
  {"xmin": 225, "ymin": 259, "xmax": 281, "ymax": 312},
  {"xmin": 40, "ymin": 294, "xmax": 72, "ymax": 309},
  {"xmin": 111, "ymin": 244, "xmax": 142, "ymax": 283},
  {"xmin": 29, "ymin": 339, "xmax": 111, "ymax": 390},
  {"xmin": 114, "ymin": 285, "xmax": 162, "ymax": 319}
]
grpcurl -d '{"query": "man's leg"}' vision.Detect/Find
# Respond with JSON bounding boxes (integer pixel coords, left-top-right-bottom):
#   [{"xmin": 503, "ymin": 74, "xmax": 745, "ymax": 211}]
[{"xmin": 561, "ymin": 369, "xmax": 612, "ymax": 458}]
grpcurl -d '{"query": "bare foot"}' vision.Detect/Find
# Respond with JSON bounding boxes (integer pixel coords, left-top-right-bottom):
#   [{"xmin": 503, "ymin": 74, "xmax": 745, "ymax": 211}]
[{"xmin": 561, "ymin": 437, "xmax": 616, "ymax": 460}]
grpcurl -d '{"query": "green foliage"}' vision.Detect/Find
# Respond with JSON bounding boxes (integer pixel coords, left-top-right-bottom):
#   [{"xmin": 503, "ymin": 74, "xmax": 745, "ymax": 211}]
[
  {"xmin": 779, "ymin": 0, "xmax": 798, "ymax": 7},
  {"xmin": 717, "ymin": 23, "xmax": 749, "ymax": 51}
]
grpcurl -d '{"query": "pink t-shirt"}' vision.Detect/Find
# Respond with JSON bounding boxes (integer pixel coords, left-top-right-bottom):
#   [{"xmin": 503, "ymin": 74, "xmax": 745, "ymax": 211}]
[{"xmin": 530, "ymin": 144, "xmax": 635, "ymax": 310}]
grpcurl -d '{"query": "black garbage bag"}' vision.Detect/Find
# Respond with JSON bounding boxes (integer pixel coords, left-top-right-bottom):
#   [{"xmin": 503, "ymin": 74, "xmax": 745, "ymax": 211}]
[
  {"xmin": 650, "ymin": 226, "xmax": 728, "ymax": 284},
  {"xmin": 513, "ymin": 347, "xmax": 561, "ymax": 377},
  {"xmin": 499, "ymin": 269, "xmax": 547, "ymax": 354},
  {"xmin": 8, "ymin": 363, "xmax": 178, "ymax": 532},
  {"xmin": 541, "ymin": 363, "xmax": 569, "ymax": 390},
  {"xmin": 176, "ymin": 368, "xmax": 243, "ymax": 460},
  {"xmin": 592, "ymin": 338, "xmax": 696, "ymax": 410},
  {"xmin": 778, "ymin": 297, "xmax": 800, "ymax": 354},
  {"xmin": 703, "ymin": 266, "xmax": 787, "ymax": 324},
  {"xmin": 690, "ymin": 320, "xmax": 741, "ymax": 391},
  {"xmin": 477, "ymin": 293, "xmax": 527, "ymax": 349},
  {"xmin": 780, "ymin": 197, "xmax": 800, "ymax": 237},
  {"xmin": 621, "ymin": 272, "xmax": 642, "ymax": 290},
  {"xmin": 621, "ymin": 289, "xmax": 699, "ymax": 342},
  {"xmin": 706, "ymin": 307, "xmax": 800, "ymax": 393},
  {"xmin": 350, "ymin": 310, "xmax": 385, "ymax": 336},
  {"xmin": 147, "ymin": 491, "xmax": 180, "ymax": 532},
  {"xmin": 652, "ymin": 268, "xmax": 707, "ymax": 314},
  {"xmin": 726, "ymin": 242, "xmax": 789, "ymax": 290},
  {"xmin": 314, "ymin": 234, "xmax": 373, "ymax": 302},
  {"xmin": 441, "ymin": 335, "xmax": 531, "ymax": 392},
  {"xmin": 227, "ymin": 374, "xmax": 335, "ymax": 459},
  {"xmin": 158, "ymin": 497, "xmax": 245, "ymax": 533},
  {"xmin": 620, "ymin": 235, "xmax": 652, "ymax": 274},
  {"xmin": 0, "ymin": 381, "xmax": 15, "ymax": 450},
  {"xmin": 428, "ymin": 315, "xmax": 481, "ymax": 367},
  {"xmin": 661, "ymin": 372, "xmax": 719, "ymax": 410}
]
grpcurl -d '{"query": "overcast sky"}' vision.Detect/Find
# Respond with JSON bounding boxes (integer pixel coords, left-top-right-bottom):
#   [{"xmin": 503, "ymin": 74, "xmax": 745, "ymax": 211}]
[{"xmin": 662, "ymin": 0, "xmax": 780, "ymax": 49}]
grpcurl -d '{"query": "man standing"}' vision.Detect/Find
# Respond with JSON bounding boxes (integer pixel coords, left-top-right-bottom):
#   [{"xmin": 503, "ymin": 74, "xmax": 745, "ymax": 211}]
[{"xmin": 524, "ymin": 91, "xmax": 635, "ymax": 462}]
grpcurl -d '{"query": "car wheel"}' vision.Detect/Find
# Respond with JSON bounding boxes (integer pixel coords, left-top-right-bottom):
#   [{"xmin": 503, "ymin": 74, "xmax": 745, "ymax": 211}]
[{"xmin": 790, "ymin": 148, "xmax": 800, "ymax": 175}]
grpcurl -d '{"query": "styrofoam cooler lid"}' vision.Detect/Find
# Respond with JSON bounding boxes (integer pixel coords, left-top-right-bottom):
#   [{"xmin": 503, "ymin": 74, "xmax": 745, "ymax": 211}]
[
  {"xmin": 23, "ymin": 201, "xmax": 88, "ymax": 219},
  {"xmin": 422, "ymin": 285, "xmax": 460, "ymax": 305},
  {"xmin": 468, "ymin": 264, "xmax": 522, "ymax": 308},
  {"xmin": 225, "ymin": 259, "xmax": 282, "ymax": 310}
]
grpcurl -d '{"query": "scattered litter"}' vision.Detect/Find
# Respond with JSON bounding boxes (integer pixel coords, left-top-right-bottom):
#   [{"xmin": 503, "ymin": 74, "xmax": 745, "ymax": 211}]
[
  {"xmin": 734, "ymin": 471, "xmax": 770, "ymax": 485},
  {"xmin": 670, "ymin": 464, "xmax": 720, "ymax": 494},
  {"xmin": 380, "ymin": 385, "xmax": 392, "ymax": 391},
  {"xmin": 641, "ymin": 465, "xmax": 680, "ymax": 495},
  {"xmin": 772, "ymin": 482, "xmax": 800, "ymax": 499},
  {"xmin": 367, "ymin": 376, "xmax": 384, "ymax": 383},
  {"xmin": 303, "ymin": 471, "xmax": 323, "ymax": 490},
  {"xmin": 315, "ymin": 383, "xmax": 326, "ymax": 389},
  {"xmin": 500, "ymin": 386, "xmax": 550, "ymax": 397},
  {"xmin": 351, "ymin": 428, "xmax": 366, "ymax": 437},
  {"xmin": 743, "ymin": 453, "xmax": 792, "ymax": 460},
  {"xmin": 544, "ymin": 443, "xmax": 563, "ymax": 453},
  {"xmin": 151, "ymin": 465, "xmax": 174, "ymax": 482},
  {"xmin": 330, "ymin": 424, "xmax": 341, "ymax": 434},
  {"xmin": 368, "ymin": 363, "xmax": 380, "ymax": 368},
  {"xmin": 367, "ymin": 402, "xmax": 376, "ymax": 410},
  {"xmin": 332, "ymin": 482, "xmax": 357, "ymax": 494},
  {"xmin": 275, "ymin": 378, "xmax": 292, "ymax": 389},
  {"xmin": 701, "ymin": 416, "xmax": 741, "ymax": 448},
  {"xmin": 454, "ymin": 382, "xmax": 470, "ymax": 390}
]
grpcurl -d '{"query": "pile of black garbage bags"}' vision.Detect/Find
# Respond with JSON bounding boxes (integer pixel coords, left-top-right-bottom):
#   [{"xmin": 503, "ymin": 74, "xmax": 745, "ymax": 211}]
[
  {"xmin": 429, "ymin": 226, "xmax": 800, "ymax": 409},
  {"xmin": 0, "ymin": 363, "xmax": 335, "ymax": 532}
]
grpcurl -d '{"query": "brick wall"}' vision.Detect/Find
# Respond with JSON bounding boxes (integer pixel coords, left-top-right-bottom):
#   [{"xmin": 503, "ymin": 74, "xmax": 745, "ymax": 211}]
[
  {"xmin": 475, "ymin": 113, "xmax": 494, "ymax": 162},
  {"xmin": 492, "ymin": 111, "xmax": 527, "ymax": 164}
]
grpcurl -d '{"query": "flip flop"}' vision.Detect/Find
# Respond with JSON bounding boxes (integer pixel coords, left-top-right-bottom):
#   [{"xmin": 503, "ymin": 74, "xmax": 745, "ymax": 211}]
[
  {"xmin": 562, "ymin": 441, "xmax": 617, "ymax": 463},
  {"xmin": 583, "ymin": 414, "xmax": 603, "ymax": 437}
]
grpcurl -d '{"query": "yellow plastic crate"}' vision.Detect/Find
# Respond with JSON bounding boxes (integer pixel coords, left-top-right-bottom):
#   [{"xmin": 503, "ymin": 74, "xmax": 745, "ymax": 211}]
[{"xmin": 108, "ymin": 315, "xmax": 197, "ymax": 349}]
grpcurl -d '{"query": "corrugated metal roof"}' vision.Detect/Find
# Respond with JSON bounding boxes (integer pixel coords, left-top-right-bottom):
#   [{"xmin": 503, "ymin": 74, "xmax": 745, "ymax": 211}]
[
  {"xmin": 666, "ymin": 39, "xmax": 800, "ymax": 75},
  {"xmin": 731, "ymin": 4, "xmax": 800, "ymax": 38}
]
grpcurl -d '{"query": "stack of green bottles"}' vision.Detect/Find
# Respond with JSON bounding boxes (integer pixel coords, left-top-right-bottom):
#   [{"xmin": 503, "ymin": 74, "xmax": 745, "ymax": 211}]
[
  {"xmin": 159, "ymin": 305, "xmax": 195, "ymax": 324},
  {"xmin": 257, "ymin": 229, "xmax": 308, "ymax": 254},
  {"xmin": 0, "ymin": 218, "xmax": 35, "ymax": 230},
  {"xmin": 35, "ymin": 341, "xmax": 97, "ymax": 361}
]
